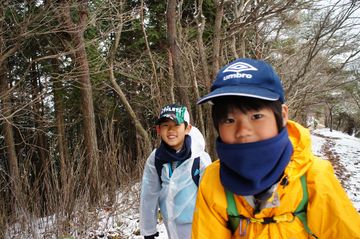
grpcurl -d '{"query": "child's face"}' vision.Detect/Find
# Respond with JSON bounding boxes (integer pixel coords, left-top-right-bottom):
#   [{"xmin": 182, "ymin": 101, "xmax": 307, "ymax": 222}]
[
  {"xmin": 157, "ymin": 119, "xmax": 192, "ymax": 151},
  {"xmin": 218, "ymin": 105, "xmax": 288, "ymax": 144}
]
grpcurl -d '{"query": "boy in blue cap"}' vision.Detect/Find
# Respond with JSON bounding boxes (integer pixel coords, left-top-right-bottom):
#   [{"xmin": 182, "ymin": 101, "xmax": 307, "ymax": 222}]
[
  {"xmin": 192, "ymin": 58, "xmax": 360, "ymax": 238},
  {"xmin": 140, "ymin": 104, "xmax": 211, "ymax": 239}
]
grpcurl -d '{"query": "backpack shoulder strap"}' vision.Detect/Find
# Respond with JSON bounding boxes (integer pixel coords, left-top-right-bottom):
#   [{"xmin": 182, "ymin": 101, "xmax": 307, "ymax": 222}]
[
  {"xmin": 155, "ymin": 151, "xmax": 201, "ymax": 187},
  {"xmin": 294, "ymin": 175, "xmax": 318, "ymax": 238},
  {"xmin": 225, "ymin": 188, "xmax": 240, "ymax": 234},
  {"xmin": 225, "ymin": 175, "xmax": 318, "ymax": 238},
  {"xmin": 191, "ymin": 157, "xmax": 201, "ymax": 187},
  {"xmin": 154, "ymin": 149, "xmax": 163, "ymax": 185}
]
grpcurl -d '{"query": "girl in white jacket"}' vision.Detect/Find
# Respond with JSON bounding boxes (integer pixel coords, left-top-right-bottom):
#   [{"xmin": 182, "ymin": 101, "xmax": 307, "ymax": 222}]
[{"xmin": 139, "ymin": 104, "xmax": 211, "ymax": 239}]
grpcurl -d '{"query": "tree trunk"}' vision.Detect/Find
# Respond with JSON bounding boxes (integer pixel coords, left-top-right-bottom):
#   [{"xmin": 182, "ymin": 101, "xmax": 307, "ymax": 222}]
[
  {"xmin": 189, "ymin": 54, "xmax": 205, "ymax": 135},
  {"xmin": 211, "ymin": 0, "xmax": 224, "ymax": 79},
  {"xmin": 329, "ymin": 105, "xmax": 334, "ymax": 132},
  {"xmin": 51, "ymin": 59, "xmax": 70, "ymax": 208},
  {"xmin": 194, "ymin": 0, "xmax": 212, "ymax": 155},
  {"xmin": 74, "ymin": 31, "xmax": 100, "ymax": 203},
  {"xmin": 0, "ymin": 62, "xmax": 21, "ymax": 212},
  {"xmin": 166, "ymin": 0, "xmax": 190, "ymax": 109},
  {"xmin": 195, "ymin": 0, "xmax": 211, "ymax": 90},
  {"xmin": 0, "ymin": 5, "xmax": 21, "ymax": 213},
  {"xmin": 108, "ymin": 27, "xmax": 153, "ymax": 160},
  {"xmin": 202, "ymin": 0, "xmax": 224, "ymax": 159},
  {"xmin": 59, "ymin": 0, "xmax": 100, "ymax": 203},
  {"xmin": 140, "ymin": 0, "xmax": 161, "ymax": 109},
  {"xmin": 54, "ymin": 83, "xmax": 69, "ymax": 184},
  {"xmin": 167, "ymin": 50, "xmax": 176, "ymax": 103},
  {"xmin": 30, "ymin": 62, "xmax": 51, "ymax": 212}
]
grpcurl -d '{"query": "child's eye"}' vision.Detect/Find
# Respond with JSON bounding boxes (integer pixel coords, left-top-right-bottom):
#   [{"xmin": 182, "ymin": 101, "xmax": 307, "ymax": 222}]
[
  {"xmin": 251, "ymin": 114, "xmax": 263, "ymax": 120},
  {"xmin": 223, "ymin": 118, "xmax": 235, "ymax": 124}
]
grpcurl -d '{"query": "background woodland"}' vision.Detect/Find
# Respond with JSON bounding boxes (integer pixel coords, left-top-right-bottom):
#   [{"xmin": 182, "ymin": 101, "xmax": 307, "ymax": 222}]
[{"xmin": 1, "ymin": 0, "xmax": 360, "ymax": 237}]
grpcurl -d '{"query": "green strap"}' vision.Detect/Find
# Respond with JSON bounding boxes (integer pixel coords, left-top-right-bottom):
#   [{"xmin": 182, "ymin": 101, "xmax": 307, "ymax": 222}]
[
  {"xmin": 225, "ymin": 189, "xmax": 240, "ymax": 234},
  {"xmin": 225, "ymin": 175, "xmax": 318, "ymax": 238},
  {"xmin": 294, "ymin": 175, "xmax": 318, "ymax": 238}
]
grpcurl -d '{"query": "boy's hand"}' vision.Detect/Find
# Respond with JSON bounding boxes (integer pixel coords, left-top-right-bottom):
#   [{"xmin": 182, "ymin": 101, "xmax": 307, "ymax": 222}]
[{"xmin": 144, "ymin": 232, "xmax": 159, "ymax": 239}]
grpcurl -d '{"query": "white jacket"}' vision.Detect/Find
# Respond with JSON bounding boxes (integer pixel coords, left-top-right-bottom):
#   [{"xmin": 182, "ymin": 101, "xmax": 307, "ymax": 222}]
[{"xmin": 140, "ymin": 126, "xmax": 211, "ymax": 239}]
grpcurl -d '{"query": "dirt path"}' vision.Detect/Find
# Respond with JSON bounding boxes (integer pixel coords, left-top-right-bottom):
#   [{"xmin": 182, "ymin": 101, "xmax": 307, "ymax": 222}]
[
  {"xmin": 323, "ymin": 139, "xmax": 350, "ymax": 185},
  {"xmin": 313, "ymin": 133, "xmax": 351, "ymax": 189}
]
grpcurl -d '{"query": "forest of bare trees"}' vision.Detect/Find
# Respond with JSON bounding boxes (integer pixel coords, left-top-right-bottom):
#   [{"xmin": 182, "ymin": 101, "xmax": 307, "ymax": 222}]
[{"xmin": 1, "ymin": 0, "xmax": 360, "ymax": 237}]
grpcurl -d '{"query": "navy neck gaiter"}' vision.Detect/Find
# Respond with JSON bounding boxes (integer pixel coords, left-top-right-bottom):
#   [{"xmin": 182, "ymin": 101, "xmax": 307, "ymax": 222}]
[
  {"xmin": 217, "ymin": 128, "xmax": 293, "ymax": 196},
  {"xmin": 155, "ymin": 135, "xmax": 192, "ymax": 167}
]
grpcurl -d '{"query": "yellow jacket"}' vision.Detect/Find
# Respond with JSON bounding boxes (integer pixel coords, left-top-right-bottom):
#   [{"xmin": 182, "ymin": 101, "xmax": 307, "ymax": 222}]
[{"xmin": 192, "ymin": 121, "xmax": 360, "ymax": 239}]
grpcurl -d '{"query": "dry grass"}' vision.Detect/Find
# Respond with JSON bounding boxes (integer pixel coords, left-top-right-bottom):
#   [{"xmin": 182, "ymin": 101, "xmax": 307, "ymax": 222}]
[{"xmin": 0, "ymin": 123, "xmax": 147, "ymax": 238}]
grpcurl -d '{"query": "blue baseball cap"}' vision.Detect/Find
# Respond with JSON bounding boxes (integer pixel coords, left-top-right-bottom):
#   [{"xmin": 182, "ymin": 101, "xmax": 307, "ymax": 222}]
[{"xmin": 197, "ymin": 58, "xmax": 285, "ymax": 104}]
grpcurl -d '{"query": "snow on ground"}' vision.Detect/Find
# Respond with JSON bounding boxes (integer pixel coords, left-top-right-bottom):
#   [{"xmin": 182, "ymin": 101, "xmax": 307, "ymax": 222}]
[
  {"xmin": 5, "ymin": 127, "xmax": 360, "ymax": 239},
  {"xmin": 311, "ymin": 128, "xmax": 360, "ymax": 211}
]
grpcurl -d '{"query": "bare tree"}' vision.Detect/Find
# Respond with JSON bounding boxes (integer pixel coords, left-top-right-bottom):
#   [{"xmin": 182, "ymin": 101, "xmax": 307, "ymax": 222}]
[
  {"xmin": 140, "ymin": 0, "xmax": 162, "ymax": 109},
  {"xmin": 211, "ymin": 0, "xmax": 224, "ymax": 78},
  {"xmin": 166, "ymin": 0, "xmax": 191, "ymax": 109},
  {"xmin": 192, "ymin": 0, "xmax": 209, "ymax": 146},
  {"xmin": 0, "ymin": 63, "xmax": 21, "ymax": 212},
  {"xmin": 51, "ymin": 58, "xmax": 71, "ymax": 208},
  {"xmin": 57, "ymin": 0, "xmax": 100, "ymax": 202},
  {"xmin": 106, "ymin": 1, "xmax": 153, "ymax": 161},
  {"xmin": 0, "ymin": 1, "xmax": 22, "ymax": 214},
  {"xmin": 277, "ymin": 1, "xmax": 360, "ymax": 123}
]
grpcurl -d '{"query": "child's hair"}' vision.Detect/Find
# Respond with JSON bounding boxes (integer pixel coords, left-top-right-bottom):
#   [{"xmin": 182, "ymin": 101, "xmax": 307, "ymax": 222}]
[{"xmin": 211, "ymin": 96, "xmax": 284, "ymax": 132}]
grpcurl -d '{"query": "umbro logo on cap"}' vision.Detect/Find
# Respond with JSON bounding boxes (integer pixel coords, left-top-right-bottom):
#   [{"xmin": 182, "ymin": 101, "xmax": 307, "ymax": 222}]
[
  {"xmin": 223, "ymin": 62, "xmax": 258, "ymax": 73},
  {"xmin": 223, "ymin": 62, "xmax": 258, "ymax": 81}
]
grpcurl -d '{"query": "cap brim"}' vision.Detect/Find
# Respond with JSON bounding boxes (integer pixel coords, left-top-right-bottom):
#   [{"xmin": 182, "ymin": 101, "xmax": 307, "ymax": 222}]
[
  {"xmin": 156, "ymin": 116, "xmax": 176, "ymax": 125},
  {"xmin": 197, "ymin": 86, "xmax": 280, "ymax": 104}
]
